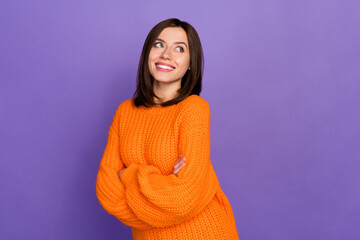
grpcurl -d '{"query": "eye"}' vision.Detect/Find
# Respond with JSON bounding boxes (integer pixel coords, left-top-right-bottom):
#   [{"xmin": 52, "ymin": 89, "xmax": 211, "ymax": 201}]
[
  {"xmin": 154, "ymin": 42, "xmax": 163, "ymax": 48},
  {"xmin": 175, "ymin": 46, "xmax": 184, "ymax": 52}
]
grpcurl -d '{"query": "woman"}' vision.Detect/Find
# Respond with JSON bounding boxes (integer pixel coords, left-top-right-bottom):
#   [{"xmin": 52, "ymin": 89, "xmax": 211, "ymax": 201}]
[{"xmin": 96, "ymin": 18, "xmax": 240, "ymax": 239}]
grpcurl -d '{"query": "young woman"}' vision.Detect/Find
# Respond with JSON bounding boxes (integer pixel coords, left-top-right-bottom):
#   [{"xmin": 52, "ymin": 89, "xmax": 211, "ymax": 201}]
[{"xmin": 96, "ymin": 18, "xmax": 240, "ymax": 240}]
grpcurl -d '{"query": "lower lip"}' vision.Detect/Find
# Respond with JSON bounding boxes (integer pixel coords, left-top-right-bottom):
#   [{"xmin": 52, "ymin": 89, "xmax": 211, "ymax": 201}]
[{"xmin": 155, "ymin": 65, "xmax": 175, "ymax": 72}]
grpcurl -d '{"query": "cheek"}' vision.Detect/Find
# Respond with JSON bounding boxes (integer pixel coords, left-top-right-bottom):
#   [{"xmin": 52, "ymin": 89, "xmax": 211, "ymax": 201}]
[
  {"xmin": 180, "ymin": 57, "xmax": 190, "ymax": 70},
  {"xmin": 148, "ymin": 54, "xmax": 155, "ymax": 68},
  {"xmin": 182, "ymin": 53, "xmax": 190, "ymax": 66},
  {"xmin": 148, "ymin": 50, "xmax": 156, "ymax": 62}
]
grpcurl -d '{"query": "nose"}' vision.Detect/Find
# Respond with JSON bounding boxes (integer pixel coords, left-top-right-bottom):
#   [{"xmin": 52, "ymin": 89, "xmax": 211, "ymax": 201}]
[{"xmin": 161, "ymin": 47, "xmax": 172, "ymax": 60}]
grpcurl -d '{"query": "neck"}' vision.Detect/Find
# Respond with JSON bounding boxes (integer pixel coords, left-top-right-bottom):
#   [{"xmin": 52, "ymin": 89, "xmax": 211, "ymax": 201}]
[{"xmin": 153, "ymin": 79, "xmax": 181, "ymax": 104}]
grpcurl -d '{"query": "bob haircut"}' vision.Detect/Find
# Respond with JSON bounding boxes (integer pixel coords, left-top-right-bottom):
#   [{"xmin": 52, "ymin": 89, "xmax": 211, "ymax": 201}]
[{"xmin": 132, "ymin": 18, "xmax": 204, "ymax": 108}]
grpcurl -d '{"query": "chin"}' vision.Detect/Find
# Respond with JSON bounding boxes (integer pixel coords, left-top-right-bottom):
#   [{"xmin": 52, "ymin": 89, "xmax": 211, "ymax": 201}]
[
  {"xmin": 153, "ymin": 79, "xmax": 174, "ymax": 83},
  {"xmin": 152, "ymin": 75, "xmax": 171, "ymax": 82}
]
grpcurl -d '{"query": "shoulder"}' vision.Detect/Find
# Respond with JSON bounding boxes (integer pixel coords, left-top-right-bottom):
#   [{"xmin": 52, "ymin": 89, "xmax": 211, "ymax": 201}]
[
  {"xmin": 180, "ymin": 94, "xmax": 210, "ymax": 112},
  {"xmin": 112, "ymin": 98, "xmax": 135, "ymax": 118},
  {"xmin": 120, "ymin": 98, "xmax": 135, "ymax": 109},
  {"xmin": 118, "ymin": 98, "xmax": 136, "ymax": 110},
  {"xmin": 178, "ymin": 95, "xmax": 210, "ymax": 123}
]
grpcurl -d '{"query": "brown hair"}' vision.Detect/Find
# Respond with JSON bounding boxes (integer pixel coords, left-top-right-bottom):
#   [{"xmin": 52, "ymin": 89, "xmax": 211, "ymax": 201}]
[{"xmin": 132, "ymin": 18, "xmax": 204, "ymax": 108}]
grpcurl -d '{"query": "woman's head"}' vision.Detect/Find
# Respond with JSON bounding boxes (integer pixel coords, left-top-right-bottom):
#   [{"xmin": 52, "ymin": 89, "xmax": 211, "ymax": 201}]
[
  {"xmin": 147, "ymin": 27, "xmax": 190, "ymax": 92},
  {"xmin": 133, "ymin": 18, "xmax": 204, "ymax": 107}
]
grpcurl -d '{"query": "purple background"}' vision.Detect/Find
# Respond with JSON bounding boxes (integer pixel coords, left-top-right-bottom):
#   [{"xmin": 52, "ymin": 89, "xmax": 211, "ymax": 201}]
[{"xmin": 1, "ymin": 0, "xmax": 359, "ymax": 239}]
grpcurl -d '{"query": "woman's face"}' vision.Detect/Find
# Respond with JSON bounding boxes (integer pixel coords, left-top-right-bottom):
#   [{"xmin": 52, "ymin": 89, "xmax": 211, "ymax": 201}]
[{"xmin": 148, "ymin": 27, "xmax": 190, "ymax": 85}]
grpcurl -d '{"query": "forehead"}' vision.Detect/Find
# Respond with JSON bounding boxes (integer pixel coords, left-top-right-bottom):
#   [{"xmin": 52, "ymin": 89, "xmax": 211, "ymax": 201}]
[{"xmin": 157, "ymin": 27, "xmax": 188, "ymax": 44}]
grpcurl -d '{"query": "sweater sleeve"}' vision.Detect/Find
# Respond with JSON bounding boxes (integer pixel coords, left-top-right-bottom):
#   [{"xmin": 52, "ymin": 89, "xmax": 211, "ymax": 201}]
[
  {"xmin": 95, "ymin": 106, "xmax": 153, "ymax": 230},
  {"xmin": 120, "ymin": 98, "xmax": 221, "ymax": 228}
]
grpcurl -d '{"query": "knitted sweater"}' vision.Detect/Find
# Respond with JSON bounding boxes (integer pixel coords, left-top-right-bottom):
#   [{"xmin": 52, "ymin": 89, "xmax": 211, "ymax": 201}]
[{"xmin": 96, "ymin": 94, "xmax": 239, "ymax": 239}]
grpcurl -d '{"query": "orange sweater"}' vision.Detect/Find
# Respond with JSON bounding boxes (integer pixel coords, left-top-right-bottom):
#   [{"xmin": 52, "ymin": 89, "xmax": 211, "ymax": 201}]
[{"xmin": 96, "ymin": 94, "xmax": 239, "ymax": 239}]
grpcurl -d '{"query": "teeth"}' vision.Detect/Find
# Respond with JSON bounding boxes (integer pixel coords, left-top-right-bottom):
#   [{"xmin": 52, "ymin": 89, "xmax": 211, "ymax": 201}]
[{"xmin": 156, "ymin": 64, "xmax": 174, "ymax": 70}]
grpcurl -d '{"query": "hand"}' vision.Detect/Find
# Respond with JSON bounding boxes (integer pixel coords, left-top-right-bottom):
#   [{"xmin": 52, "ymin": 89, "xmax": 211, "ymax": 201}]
[
  {"xmin": 118, "ymin": 168, "xmax": 126, "ymax": 180},
  {"xmin": 173, "ymin": 154, "xmax": 186, "ymax": 177}
]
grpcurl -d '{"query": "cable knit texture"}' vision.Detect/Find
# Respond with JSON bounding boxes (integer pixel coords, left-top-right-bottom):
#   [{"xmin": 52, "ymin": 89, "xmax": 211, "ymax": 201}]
[{"xmin": 96, "ymin": 94, "xmax": 239, "ymax": 239}]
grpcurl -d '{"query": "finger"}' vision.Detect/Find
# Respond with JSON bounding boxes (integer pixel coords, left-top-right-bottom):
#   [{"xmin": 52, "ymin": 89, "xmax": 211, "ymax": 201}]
[
  {"xmin": 174, "ymin": 163, "xmax": 185, "ymax": 175},
  {"xmin": 174, "ymin": 161, "xmax": 184, "ymax": 171},
  {"xmin": 174, "ymin": 163, "xmax": 181, "ymax": 172},
  {"xmin": 174, "ymin": 161, "xmax": 185, "ymax": 170},
  {"xmin": 174, "ymin": 157, "xmax": 185, "ymax": 167},
  {"xmin": 174, "ymin": 162, "xmax": 185, "ymax": 172},
  {"xmin": 180, "ymin": 162, "xmax": 185, "ymax": 169},
  {"xmin": 174, "ymin": 161, "xmax": 181, "ymax": 169},
  {"xmin": 173, "ymin": 167, "xmax": 181, "ymax": 175}
]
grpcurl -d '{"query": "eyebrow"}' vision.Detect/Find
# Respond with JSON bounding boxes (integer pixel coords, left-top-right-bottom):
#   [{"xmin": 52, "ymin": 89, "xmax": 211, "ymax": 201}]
[{"xmin": 156, "ymin": 38, "xmax": 188, "ymax": 49}]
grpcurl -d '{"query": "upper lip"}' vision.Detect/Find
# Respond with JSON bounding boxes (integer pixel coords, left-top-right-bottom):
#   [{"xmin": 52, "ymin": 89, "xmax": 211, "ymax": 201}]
[{"xmin": 155, "ymin": 62, "xmax": 175, "ymax": 69}]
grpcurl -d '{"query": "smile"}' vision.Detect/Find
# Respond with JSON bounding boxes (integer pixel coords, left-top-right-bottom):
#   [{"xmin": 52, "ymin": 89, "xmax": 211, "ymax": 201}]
[
  {"xmin": 156, "ymin": 64, "xmax": 174, "ymax": 70},
  {"xmin": 155, "ymin": 62, "xmax": 175, "ymax": 72}
]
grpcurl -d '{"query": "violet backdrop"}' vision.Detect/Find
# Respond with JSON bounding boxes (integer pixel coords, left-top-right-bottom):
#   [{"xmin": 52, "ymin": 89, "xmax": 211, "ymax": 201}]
[{"xmin": 1, "ymin": 0, "xmax": 359, "ymax": 239}]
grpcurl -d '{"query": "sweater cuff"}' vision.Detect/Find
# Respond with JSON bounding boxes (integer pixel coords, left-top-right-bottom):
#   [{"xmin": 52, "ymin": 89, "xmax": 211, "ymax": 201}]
[{"xmin": 120, "ymin": 164, "xmax": 139, "ymax": 187}]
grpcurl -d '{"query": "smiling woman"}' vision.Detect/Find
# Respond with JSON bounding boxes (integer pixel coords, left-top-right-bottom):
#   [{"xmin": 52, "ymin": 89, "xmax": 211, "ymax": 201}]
[
  {"xmin": 95, "ymin": 18, "xmax": 240, "ymax": 240},
  {"xmin": 132, "ymin": 18, "xmax": 204, "ymax": 108},
  {"xmin": 148, "ymin": 27, "xmax": 191, "ymax": 94}
]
